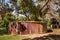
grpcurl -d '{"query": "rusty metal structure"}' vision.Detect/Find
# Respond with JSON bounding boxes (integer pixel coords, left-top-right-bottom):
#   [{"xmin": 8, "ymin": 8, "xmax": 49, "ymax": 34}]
[{"xmin": 9, "ymin": 21, "xmax": 47, "ymax": 35}]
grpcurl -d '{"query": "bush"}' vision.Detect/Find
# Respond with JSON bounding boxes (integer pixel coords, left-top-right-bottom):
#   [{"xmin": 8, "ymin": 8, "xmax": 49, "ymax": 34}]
[
  {"xmin": 38, "ymin": 17, "xmax": 43, "ymax": 21},
  {"xmin": 0, "ymin": 17, "xmax": 9, "ymax": 27},
  {"xmin": 17, "ymin": 16, "xmax": 27, "ymax": 21}
]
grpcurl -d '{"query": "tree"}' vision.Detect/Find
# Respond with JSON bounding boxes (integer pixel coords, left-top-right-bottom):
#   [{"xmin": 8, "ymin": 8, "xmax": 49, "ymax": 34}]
[
  {"xmin": 44, "ymin": 0, "xmax": 60, "ymax": 28},
  {"xmin": 0, "ymin": 12, "xmax": 17, "ymax": 27},
  {"xmin": 0, "ymin": 12, "xmax": 17, "ymax": 33},
  {"xmin": 18, "ymin": 0, "xmax": 50, "ymax": 21},
  {"xmin": 0, "ymin": 1, "xmax": 13, "ymax": 19},
  {"xmin": 0, "ymin": 8, "xmax": 13, "ymax": 19}
]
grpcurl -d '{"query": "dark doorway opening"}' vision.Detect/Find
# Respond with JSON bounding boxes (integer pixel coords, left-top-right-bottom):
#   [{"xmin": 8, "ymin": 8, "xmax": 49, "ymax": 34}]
[{"xmin": 51, "ymin": 18, "xmax": 59, "ymax": 29}]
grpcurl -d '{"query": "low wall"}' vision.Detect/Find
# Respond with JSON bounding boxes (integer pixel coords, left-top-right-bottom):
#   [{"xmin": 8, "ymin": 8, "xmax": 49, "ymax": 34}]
[{"xmin": 8, "ymin": 21, "xmax": 47, "ymax": 35}]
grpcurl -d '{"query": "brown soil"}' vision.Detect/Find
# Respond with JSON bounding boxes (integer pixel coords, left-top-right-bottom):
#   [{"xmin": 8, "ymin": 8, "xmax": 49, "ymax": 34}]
[{"xmin": 22, "ymin": 29, "xmax": 60, "ymax": 40}]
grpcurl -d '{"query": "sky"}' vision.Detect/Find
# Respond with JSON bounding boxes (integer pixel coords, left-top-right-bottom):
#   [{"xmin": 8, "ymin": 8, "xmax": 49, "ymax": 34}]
[
  {"xmin": 5, "ymin": 0, "xmax": 9, "ymax": 3},
  {"xmin": 5, "ymin": 0, "xmax": 37, "ymax": 3}
]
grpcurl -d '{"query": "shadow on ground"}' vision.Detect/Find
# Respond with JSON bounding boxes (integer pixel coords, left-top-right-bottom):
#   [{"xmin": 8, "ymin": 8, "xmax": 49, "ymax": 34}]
[{"xmin": 23, "ymin": 34, "xmax": 60, "ymax": 40}]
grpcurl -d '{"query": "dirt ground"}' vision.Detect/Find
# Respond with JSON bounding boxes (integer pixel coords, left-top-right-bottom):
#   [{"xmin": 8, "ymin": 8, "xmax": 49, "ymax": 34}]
[
  {"xmin": 22, "ymin": 29, "xmax": 60, "ymax": 40},
  {"xmin": 23, "ymin": 34, "xmax": 60, "ymax": 40}
]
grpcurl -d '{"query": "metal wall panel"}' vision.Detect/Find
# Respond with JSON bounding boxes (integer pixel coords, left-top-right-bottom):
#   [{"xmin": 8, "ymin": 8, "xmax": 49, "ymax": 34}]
[{"xmin": 9, "ymin": 21, "xmax": 47, "ymax": 35}]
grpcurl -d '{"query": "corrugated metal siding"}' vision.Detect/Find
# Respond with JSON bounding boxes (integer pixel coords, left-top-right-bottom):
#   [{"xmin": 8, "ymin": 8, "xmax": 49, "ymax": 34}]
[{"xmin": 9, "ymin": 21, "xmax": 47, "ymax": 35}]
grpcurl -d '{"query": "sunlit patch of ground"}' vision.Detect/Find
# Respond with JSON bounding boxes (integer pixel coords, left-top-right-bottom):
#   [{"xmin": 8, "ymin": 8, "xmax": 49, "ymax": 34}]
[{"xmin": 0, "ymin": 35, "xmax": 27, "ymax": 40}]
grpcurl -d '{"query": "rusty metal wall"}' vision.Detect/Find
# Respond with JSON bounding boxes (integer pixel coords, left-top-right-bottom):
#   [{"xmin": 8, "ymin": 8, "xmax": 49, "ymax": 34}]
[{"xmin": 9, "ymin": 21, "xmax": 47, "ymax": 35}]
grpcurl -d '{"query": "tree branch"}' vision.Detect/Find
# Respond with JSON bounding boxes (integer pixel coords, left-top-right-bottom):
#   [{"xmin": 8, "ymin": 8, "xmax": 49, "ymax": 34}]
[{"xmin": 40, "ymin": 0, "xmax": 49, "ymax": 10}]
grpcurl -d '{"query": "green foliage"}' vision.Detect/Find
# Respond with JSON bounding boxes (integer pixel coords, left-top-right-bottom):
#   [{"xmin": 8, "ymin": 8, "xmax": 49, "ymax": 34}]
[
  {"xmin": 18, "ymin": 0, "xmax": 48, "ymax": 21},
  {"xmin": 17, "ymin": 16, "xmax": 27, "ymax": 21},
  {"xmin": 0, "ymin": 17, "xmax": 9, "ymax": 27},
  {"xmin": 29, "ymin": 14, "xmax": 36, "ymax": 21},
  {"xmin": 37, "ymin": 17, "xmax": 44, "ymax": 21},
  {"xmin": 0, "ymin": 0, "xmax": 49, "ymax": 22},
  {"xmin": 0, "ymin": 13, "xmax": 17, "ymax": 27},
  {"xmin": 5, "ymin": 13, "xmax": 17, "ymax": 21}
]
